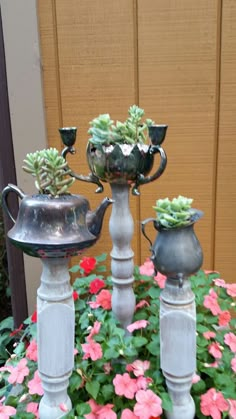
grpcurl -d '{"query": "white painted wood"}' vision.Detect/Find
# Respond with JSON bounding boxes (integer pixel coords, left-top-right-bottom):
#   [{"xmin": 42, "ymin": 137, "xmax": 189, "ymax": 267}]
[
  {"xmin": 160, "ymin": 277, "xmax": 196, "ymax": 419},
  {"xmin": 109, "ymin": 184, "xmax": 136, "ymax": 330},
  {"xmin": 37, "ymin": 258, "xmax": 74, "ymax": 419}
]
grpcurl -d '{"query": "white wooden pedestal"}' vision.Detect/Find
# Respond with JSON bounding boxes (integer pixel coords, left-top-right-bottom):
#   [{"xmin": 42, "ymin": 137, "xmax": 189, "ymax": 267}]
[
  {"xmin": 37, "ymin": 258, "xmax": 74, "ymax": 419},
  {"xmin": 160, "ymin": 277, "xmax": 196, "ymax": 419}
]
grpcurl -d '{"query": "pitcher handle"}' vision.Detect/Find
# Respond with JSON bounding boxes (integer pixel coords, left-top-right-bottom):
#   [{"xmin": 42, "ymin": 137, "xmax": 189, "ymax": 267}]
[
  {"xmin": 132, "ymin": 146, "xmax": 167, "ymax": 195},
  {"xmin": 141, "ymin": 217, "xmax": 156, "ymax": 248},
  {"xmin": 1, "ymin": 184, "xmax": 26, "ymax": 224}
]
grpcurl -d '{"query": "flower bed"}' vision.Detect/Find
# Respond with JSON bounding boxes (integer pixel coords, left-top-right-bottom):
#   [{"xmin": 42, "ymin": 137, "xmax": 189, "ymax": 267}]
[{"xmin": 0, "ymin": 254, "xmax": 235, "ymax": 419}]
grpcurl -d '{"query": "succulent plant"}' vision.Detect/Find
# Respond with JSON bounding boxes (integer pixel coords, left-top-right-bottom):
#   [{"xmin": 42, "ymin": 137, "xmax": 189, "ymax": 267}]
[
  {"xmin": 153, "ymin": 195, "xmax": 196, "ymax": 228},
  {"xmin": 88, "ymin": 105, "xmax": 155, "ymax": 146},
  {"xmin": 22, "ymin": 148, "xmax": 75, "ymax": 197}
]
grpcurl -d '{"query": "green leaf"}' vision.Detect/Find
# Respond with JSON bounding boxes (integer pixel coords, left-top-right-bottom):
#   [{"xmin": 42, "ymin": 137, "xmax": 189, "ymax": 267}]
[
  {"xmin": 0, "ymin": 316, "xmax": 14, "ymax": 331},
  {"xmin": 191, "ymin": 379, "xmax": 206, "ymax": 395},
  {"xmin": 85, "ymin": 380, "xmax": 100, "ymax": 399},
  {"xmin": 69, "ymin": 265, "xmax": 80, "ymax": 273},
  {"xmin": 147, "ymin": 340, "xmax": 159, "ymax": 355},
  {"xmin": 14, "ymin": 341, "xmax": 25, "ymax": 355},
  {"xmin": 132, "ymin": 336, "xmax": 148, "ymax": 348},
  {"xmin": 96, "ymin": 265, "xmax": 107, "ymax": 272},
  {"xmin": 75, "ymin": 402, "xmax": 91, "ymax": 416},
  {"xmin": 104, "ymin": 348, "xmax": 120, "ymax": 360},
  {"xmin": 95, "ymin": 253, "xmax": 107, "ymax": 262},
  {"xmin": 148, "ymin": 286, "xmax": 160, "ymax": 299},
  {"xmin": 159, "ymin": 391, "xmax": 172, "ymax": 411},
  {"xmin": 101, "ymin": 384, "xmax": 114, "ymax": 401},
  {"xmin": 69, "ymin": 372, "xmax": 82, "ymax": 392}
]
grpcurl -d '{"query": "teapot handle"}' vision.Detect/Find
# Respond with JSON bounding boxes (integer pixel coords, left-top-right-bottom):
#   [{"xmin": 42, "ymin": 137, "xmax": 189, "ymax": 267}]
[
  {"xmin": 141, "ymin": 217, "xmax": 156, "ymax": 248},
  {"xmin": 132, "ymin": 146, "xmax": 167, "ymax": 195},
  {"xmin": 1, "ymin": 184, "xmax": 26, "ymax": 224}
]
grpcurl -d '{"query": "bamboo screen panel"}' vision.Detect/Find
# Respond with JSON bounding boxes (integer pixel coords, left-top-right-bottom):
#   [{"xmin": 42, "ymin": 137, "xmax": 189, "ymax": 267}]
[{"xmin": 37, "ymin": 0, "xmax": 236, "ymax": 282}]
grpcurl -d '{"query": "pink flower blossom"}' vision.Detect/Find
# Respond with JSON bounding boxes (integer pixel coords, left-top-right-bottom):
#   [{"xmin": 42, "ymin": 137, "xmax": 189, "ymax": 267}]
[
  {"xmin": 204, "ymin": 270, "xmax": 219, "ymax": 274},
  {"xmin": 208, "ymin": 342, "xmax": 222, "ymax": 359},
  {"xmin": 126, "ymin": 360, "xmax": 150, "ymax": 377},
  {"xmin": 231, "ymin": 356, "xmax": 236, "ymax": 373},
  {"xmin": 226, "ymin": 283, "xmax": 236, "ymax": 297},
  {"xmin": 88, "ymin": 301, "xmax": 100, "ymax": 309},
  {"xmin": 204, "ymin": 361, "xmax": 219, "ymax": 368},
  {"xmin": 26, "ymin": 339, "xmax": 38, "ymax": 362},
  {"xmin": 218, "ymin": 310, "xmax": 231, "ymax": 327},
  {"xmin": 213, "ymin": 278, "xmax": 226, "ymax": 287},
  {"xmin": 8, "ymin": 358, "xmax": 29, "ymax": 385},
  {"xmin": 85, "ymin": 399, "xmax": 100, "ymax": 419},
  {"xmin": 0, "ymin": 402, "xmax": 16, "ymax": 419},
  {"xmin": 200, "ymin": 388, "xmax": 228, "ymax": 419},
  {"xmin": 80, "ymin": 256, "xmax": 96, "ymax": 274},
  {"xmin": 135, "ymin": 300, "xmax": 150, "ymax": 310},
  {"xmin": 203, "ymin": 289, "xmax": 222, "ymax": 315},
  {"xmin": 97, "ymin": 404, "xmax": 117, "ymax": 419},
  {"xmin": 121, "ymin": 409, "xmax": 139, "ymax": 419},
  {"xmin": 127, "ymin": 320, "xmax": 149, "ymax": 333},
  {"xmin": 88, "ymin": 321, "xmax": 101, "ymax": 340},
  {"xmin": 229, "ymin": 399, "xmax": 236, "ymax": 419},
  {"xmin": 139, "ymin": 259, "xmax": 154, "ymax": 276},
  {"xmin": 203, "ymin": 331, "xmax": 216, "ymax": 340},
  {"xmin": 82, "ymin": 339, "xmax": 103, "ymax": 361},
  {"xmin": 154, "ymin": 272, "xmax": 167, "ymax": 288},
  {"xmin": 28, "ymin": 370, "xmax": 44, "ymax": 396},
  {"xmin": 113, "ymin": 373, "xmax": 137, "ymax": 399},
  {"xmin": 26, "ymin": 402, "xmax": 39, "ymax": 419},
  {"xmin": 73, "ymin": 290, "xmax": 79, "ymax": 301},
  {"xmin": 134, "ymin": 389, "xmax": 162, "ymax": 419},
  {"xmin": 192, "ymin": 373, "xmax": 201, "ymax": 384},
  {"xmin": 136, "ymin": 376, "xmax": 153, "ymax": 390},
  {"xmin": 96, "ymin": 289, "xmax": 112, "ymax": 310},
  {"xmin": 224, "ymin": 332, "xmax": 236, "ymax": 352}
]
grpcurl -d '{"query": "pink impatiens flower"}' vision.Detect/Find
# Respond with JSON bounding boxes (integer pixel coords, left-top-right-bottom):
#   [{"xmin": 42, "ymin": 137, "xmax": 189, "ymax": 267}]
[
  {"xmin": 87, "ymin": 321, "xmax": 101, "ymax": 340},
  {"xmin": 26, "ymin": 402, "xmax": 39, "ymax": 419},
  {"xmin": 218, "ymin": 310, "xmax": 231, "ymax": 327},
  {"xmin": 226, "ymin": 283, "xmax": 236, "ymax": 297},
  {"xmin": 85, "ymin": 399, "xmax": 101, "ymax": 419},
  {"xmin": 229, "ymin": 399, "xmax": 236, "ymax": 419},
  {"xmin": 113, "ymin": 373, "xmax": 137, "ymax": 399},
  {"xmin": 208, "ymin": 342, "xmax": 222, "ymax": 359},
  {"xmin": 192, "ymin": 373, "xmax": 201, "ymax": 384},
  {"xmin": 97, "ymin": 403, "xmax": 117, "ymax": 419},
  {"xmin": 96, "ymin": 289, "xmax": 112, "ymax": 310},
  {"xmin": 127, "ymin": 320, "xmax": 149, "ymax": 333},
  {"xmin": 89, "ymin": 278, "xmax": 105, "ymax": 294},
  {"xmin": 126, "ymin": 360, "xmax": 150, "ymax": 377},
  {"xmin": 154, "ymin": 272, "xmax": 167, "ymax": 289},
  {"xmin": 26, "ymin": 339, "xmax": 38, "ymax": 362},
  {"xmin": 224, "ymin": 332, "xmax": 236, "ymax": 352},
  {"xmin": 28, "ymin": 370, "xmax": 44, "ymax": 396},
  {"xmin": 134, "ymin": 389, "xmax": 162, "ymax": 419},
  {"xmin": 0, "ymin": 402, "xmax": 16, "ymax": 419},
  {"xmin": 203, "ymin": 331, "xmax": 216, "ymax": 340},
  {"xmin": 200, "ymin": 388, "xmax": 229, "ymax": 419},
  {"xmin": 231, "ymin": 356, "xmax": 236, "ymax": 373},
  {"xmin": 82, "ymin": 339, "xmax": 103, "ymax": 361},
  {"xmin": 213, "ymin": 278, "xmax": 226, "ymax": 287},
  {"xmin": 203, "ymin": 289, "xmax": 222, "ymax": 315},
  {"xmin": 135, "ymin": 300, "xmax": 150, "ymax": 310},
  {"xmin": 139, "ymin": 259, "xmax": 154, "ymax": 276},
  {"xmin": 121, "ymin": 409, "xmax": 139, "ymax": 419},
  {"xmin": 8, "ymin": 358, "xmax": 29, "ymax": 385}
]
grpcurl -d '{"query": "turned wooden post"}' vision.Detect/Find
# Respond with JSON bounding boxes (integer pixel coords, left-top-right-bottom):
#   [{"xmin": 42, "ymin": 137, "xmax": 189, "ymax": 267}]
[
  {"xmin": 109, "ymin": 184, "xmax": 136, "ymax": 330},
  {"xmin": 37, "ymin": 258, "xmax": 74, "ymax": 419}
]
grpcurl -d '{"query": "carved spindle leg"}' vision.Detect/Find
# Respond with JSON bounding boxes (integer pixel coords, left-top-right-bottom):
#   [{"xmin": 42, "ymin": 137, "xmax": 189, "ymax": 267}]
[
  {"xmin": 160, "ymin": 277, "xmax": 196, "ymax": 419},
  {"xmin": 109, "ymin": 184, "xmax": 136, "ymax": 330},
  {"xmin": 37, "ymin": 258, "xmax": 74, "ymax": 419}
]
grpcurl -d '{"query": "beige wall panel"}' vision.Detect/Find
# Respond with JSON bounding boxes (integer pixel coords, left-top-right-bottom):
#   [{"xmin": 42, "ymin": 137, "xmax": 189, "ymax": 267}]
[
  {"xmin": 138, "ymin": 0, "xmax": 219, "ymax": 268},
  {"xmin": 215, "ymin": 0, "xmax": 236, "ymax": 282},
  {"xmin": 37, "ymin": 0, "xmax": 62, "ymax": 149},
  {"xmin": 54, "ymin": 0, "xmax": 139, "ymax": 263}
]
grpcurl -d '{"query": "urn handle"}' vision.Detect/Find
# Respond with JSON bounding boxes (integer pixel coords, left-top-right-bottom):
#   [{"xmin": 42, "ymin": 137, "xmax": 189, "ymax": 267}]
[
  {"xmin": 1, "ymin": 184, "xmax": 26, "ymax": 224},
  {"xmin": 141, "ymin": 217, "xmax": 157, "ymax": 248}
]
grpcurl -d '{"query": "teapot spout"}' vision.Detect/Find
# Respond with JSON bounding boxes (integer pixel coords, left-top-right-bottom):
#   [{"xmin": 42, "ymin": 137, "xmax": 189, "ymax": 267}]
[{"xmin": 86, "ymin": 197, "xmax": 113, "ymax": 238}]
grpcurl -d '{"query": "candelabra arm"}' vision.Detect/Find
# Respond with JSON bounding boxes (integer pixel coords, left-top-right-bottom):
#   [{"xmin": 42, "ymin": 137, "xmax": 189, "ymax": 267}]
[
  {"xmin": 132, "ymin": 146, "xmax": 167, "ymax": 195},
  {"xmin": 61, "ymin": 146, "xmax": 104, "ymax": 193}
]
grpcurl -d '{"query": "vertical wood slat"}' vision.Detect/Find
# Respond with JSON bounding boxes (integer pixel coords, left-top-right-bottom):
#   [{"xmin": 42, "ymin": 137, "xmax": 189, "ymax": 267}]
[
  {"xmin": 138, "ymin": 0, "xmax": 219, "ymax": 269},
  {"xmin": 52, "ymin": 0, "xmax": 140, "ymax": 263},
  {"xmin": 215, "ymin": 0, "xmax": 236, "ymax": 280},
  {"xmin": 37, "ymin": 0, "xmax": 62, "ymax": 149},
  {"xmin": 0, "ymin": 6, "xmax": 28, "ymax": 326}
]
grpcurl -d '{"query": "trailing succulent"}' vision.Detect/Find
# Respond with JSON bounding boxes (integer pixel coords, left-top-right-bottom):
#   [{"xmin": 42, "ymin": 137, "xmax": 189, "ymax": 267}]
[
  {"xmin": 22, "ymin": 148, "xmax": 75, "ymax": 197},
  {"xmin": 88, "ymin": 105, "xmax": 155, "ymax": 146},
  {"xmin": 153, "ymin": 195, "xmax": 196, "ymax": 229}
]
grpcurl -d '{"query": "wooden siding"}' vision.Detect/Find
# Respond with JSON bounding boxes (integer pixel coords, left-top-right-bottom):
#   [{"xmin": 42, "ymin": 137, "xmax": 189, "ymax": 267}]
[{"xmin": 37, "ymin": 0, "xmax": 236, "ymax": 282}]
